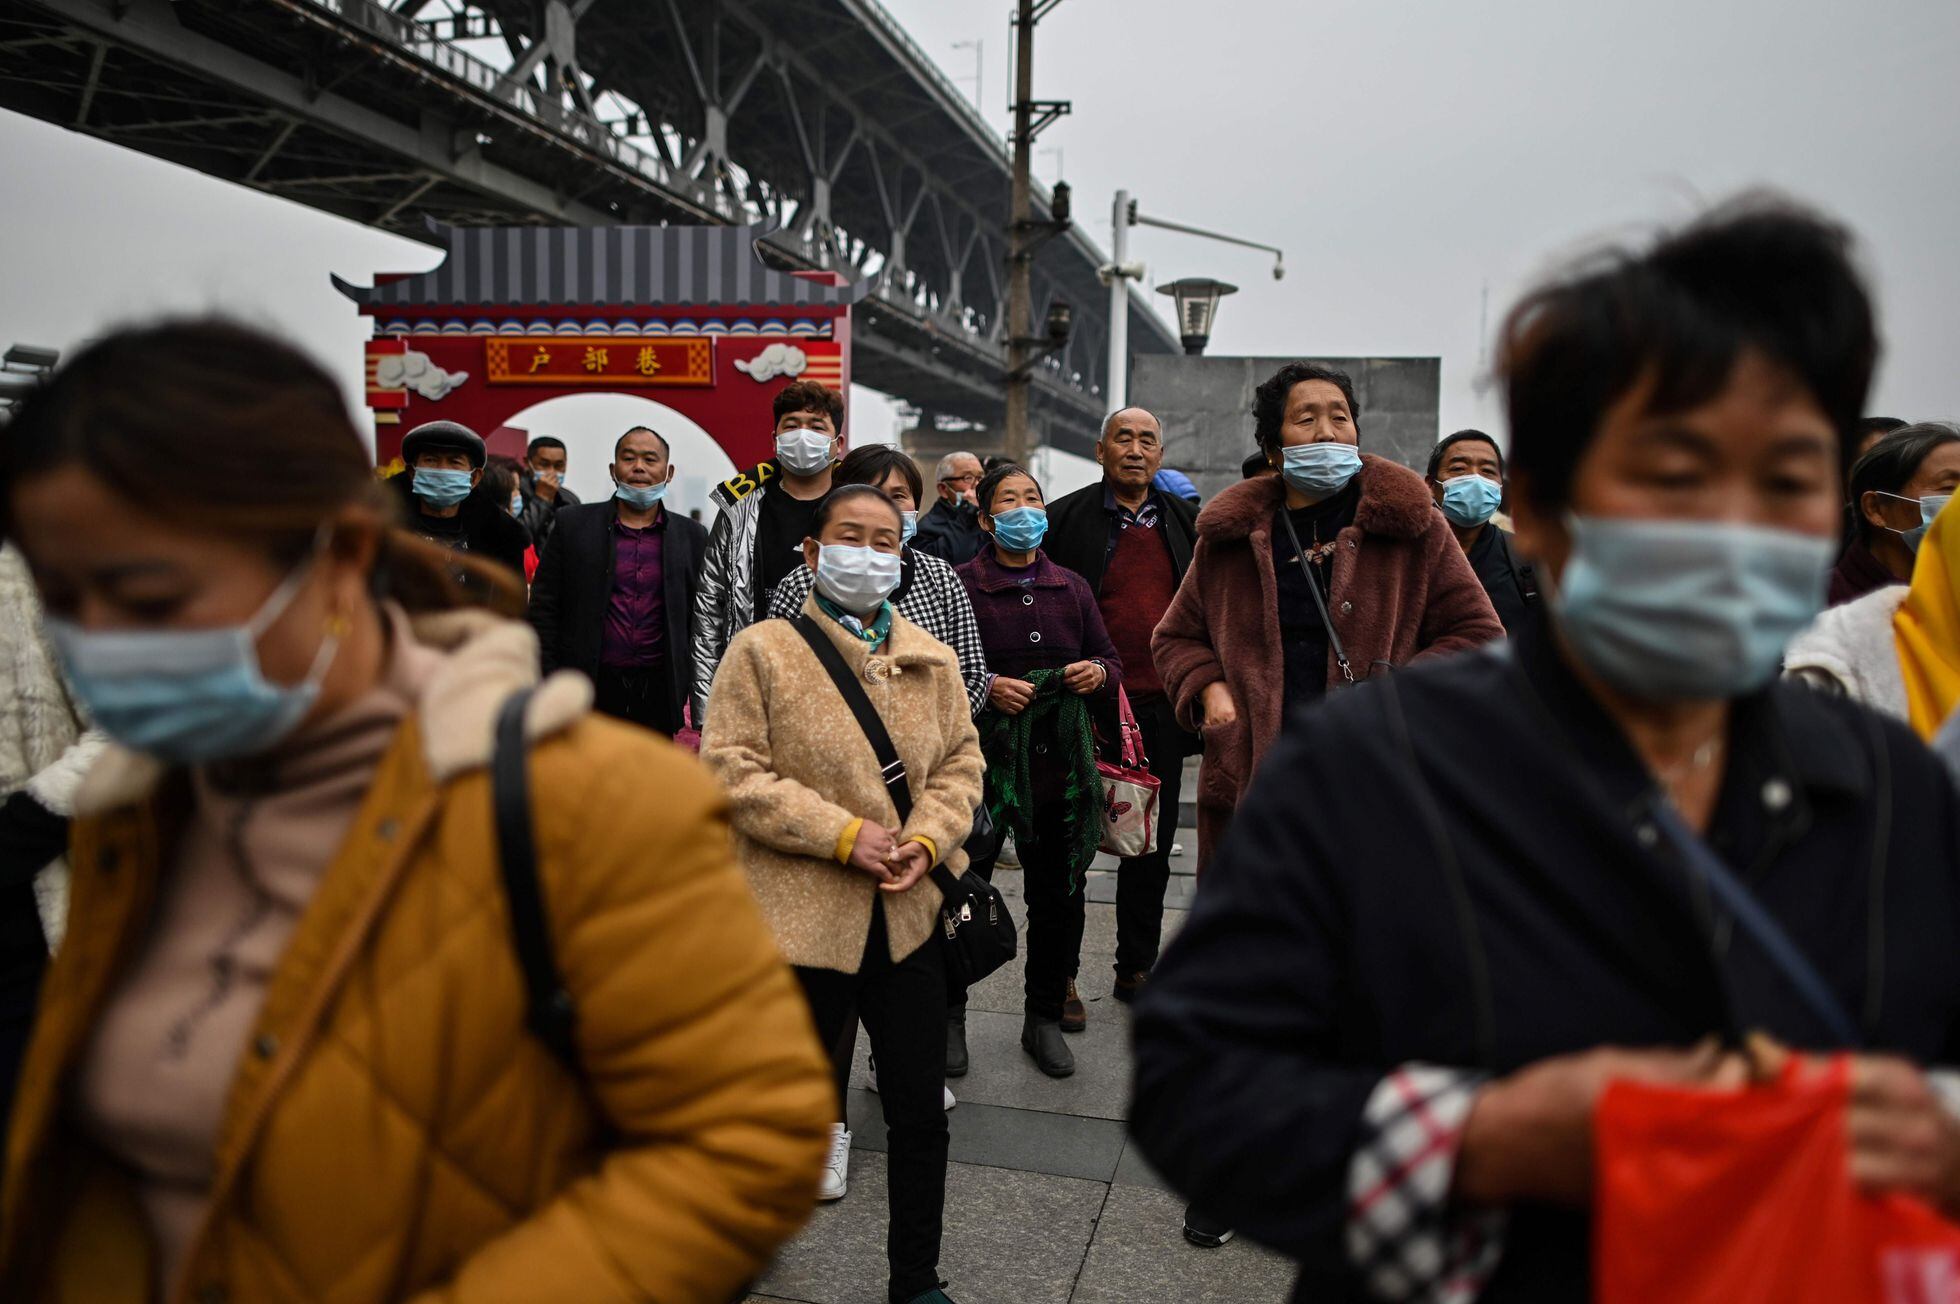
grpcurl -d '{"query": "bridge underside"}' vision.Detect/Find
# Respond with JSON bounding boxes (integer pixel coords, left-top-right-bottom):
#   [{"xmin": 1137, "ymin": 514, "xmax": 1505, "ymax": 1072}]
[{"xmin": 2, "ymin": 0, "xmax": 1178, "ymax": 457}]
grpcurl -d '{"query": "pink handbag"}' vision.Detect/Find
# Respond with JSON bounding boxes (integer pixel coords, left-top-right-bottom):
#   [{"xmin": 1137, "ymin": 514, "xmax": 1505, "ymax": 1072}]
[
  {"xmin": 673, "ymin": 703, "xmax": 702, "ymax": 754},
  {"xmin": 1098, "ymin": 688, "xmax": 1161, "ymax": 858}
]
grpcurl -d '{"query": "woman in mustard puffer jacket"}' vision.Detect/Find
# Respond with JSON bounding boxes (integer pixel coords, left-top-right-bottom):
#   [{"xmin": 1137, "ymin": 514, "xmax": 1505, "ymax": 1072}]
[{"xmin": 0, "ymin": 319, "xmax": 833, "ymax": 1303}]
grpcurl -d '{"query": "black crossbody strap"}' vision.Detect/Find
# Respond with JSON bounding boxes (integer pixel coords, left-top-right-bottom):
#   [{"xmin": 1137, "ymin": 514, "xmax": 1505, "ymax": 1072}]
[
  {"xmin": 1277, "ymin": 508, "xmax": 1356, "ymax": 684},
  {"xmin": 493, "ymin": 689, "xmax": 579, "ymax": 1072},
  {"xmin": 793, "ymin": 615, "xmax": 913, "ymax": 822}
]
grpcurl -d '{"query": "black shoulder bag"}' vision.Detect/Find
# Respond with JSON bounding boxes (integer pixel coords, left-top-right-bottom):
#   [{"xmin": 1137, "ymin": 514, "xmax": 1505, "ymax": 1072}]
[
  {"xmin": 492, "ymin": 688, "xmax": 580, "ymax": 1073},
  {"xmin": 791, "ymin": 615, "xmax": 1017, "ymax": 994}
]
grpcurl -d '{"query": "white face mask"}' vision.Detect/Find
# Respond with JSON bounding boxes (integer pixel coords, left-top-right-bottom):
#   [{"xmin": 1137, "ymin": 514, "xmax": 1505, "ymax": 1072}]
[
  {"xmin": 814, "ymin": 544, "xmax": 902, "ymax": 613},
  {"xmin": 775, "ymin": 428, "xmax": 835, "ymax": 476}
]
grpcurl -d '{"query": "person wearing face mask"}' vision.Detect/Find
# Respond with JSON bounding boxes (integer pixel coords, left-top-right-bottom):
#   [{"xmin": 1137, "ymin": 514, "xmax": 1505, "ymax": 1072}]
[
  {"xmin": 1428, "ymin": 429, "xmax": 1540, "ymax": 635},
  {"xmin": 527, "ymin": 426, "xmax": 708, "ymax": 736},
  {"xmin": 956, "ymin": 464, "xmax": 1123, "ymax": 1079},
  {"xmin": 518, "ymin": 435, "xmax": 581, "ymax": 547},
  {"xmin": 0, "ymin": 320, "xmax": 837, "ymax": 1303},
  {"xmin": 1788, "ymin": 470, "xmax": 1960, "ymax": 726},
  {"xmin": 770, "ymin": 446, "xmax": 988, "ymax": 1107},
  {"xmin": 1823, "ymin": 422, "xmax": 1960, "ymax": 606},
  {"xmin": 1131, "ymin": 202, "xmax": 1960, "ymax": 1303},
  {"xmin": 770, "ymin": 444, "xmax": 989, "ymax": 716},
  {"xmin": 1152, "ymin": 361, "xmax": 1502, "ymax": 873},
  {"xmin": 385, "ymin": 420, "xmax": 530, "ymax": 604},
  {"xmin": 691, "ymin": 380, "xmax": 845, "ymax": 723},
  {"xmin": 701, "ymin": 484, "xmax": 984, "ymax": 1304}
]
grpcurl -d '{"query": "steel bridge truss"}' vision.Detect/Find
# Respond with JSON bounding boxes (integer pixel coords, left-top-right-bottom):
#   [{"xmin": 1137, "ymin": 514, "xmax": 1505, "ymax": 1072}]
[{"xmin": 1, "ymin": 0, "xmax": 1178, "ymax": 452}]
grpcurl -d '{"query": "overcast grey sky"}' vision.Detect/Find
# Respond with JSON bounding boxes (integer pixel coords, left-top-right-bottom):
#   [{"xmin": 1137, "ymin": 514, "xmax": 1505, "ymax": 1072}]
[{"xmin": 4, "ymin": 0, "xmax": 1958, "ymax": 470}]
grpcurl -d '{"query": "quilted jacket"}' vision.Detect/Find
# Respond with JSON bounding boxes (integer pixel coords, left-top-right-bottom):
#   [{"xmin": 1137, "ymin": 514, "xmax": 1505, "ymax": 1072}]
[
  {"xmin": 690, "ymin": 468, "xmax": 770, "ymax": 723},
  {"xmin": 0, "ymin": 612, "xmax": 833, "ymax": 1303}
]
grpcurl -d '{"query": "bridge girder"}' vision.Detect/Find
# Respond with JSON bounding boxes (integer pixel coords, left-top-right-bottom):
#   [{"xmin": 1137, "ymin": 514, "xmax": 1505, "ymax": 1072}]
[{"xmin": 1, "ymin": 0, "xmax": 1179, "ymax": 446}]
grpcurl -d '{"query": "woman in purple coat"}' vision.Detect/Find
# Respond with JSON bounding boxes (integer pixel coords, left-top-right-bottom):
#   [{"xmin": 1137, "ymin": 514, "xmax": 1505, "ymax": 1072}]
[{"xmin": 956, "ymin": 463, "xmax": 1122, "ymax": 1080}]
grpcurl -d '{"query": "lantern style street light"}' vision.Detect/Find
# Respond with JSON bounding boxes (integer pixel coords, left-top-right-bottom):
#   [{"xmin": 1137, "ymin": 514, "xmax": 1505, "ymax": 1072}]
[{"xmin": 1155, "ymin": 278, "xmax": 1239, "ymax": 356}]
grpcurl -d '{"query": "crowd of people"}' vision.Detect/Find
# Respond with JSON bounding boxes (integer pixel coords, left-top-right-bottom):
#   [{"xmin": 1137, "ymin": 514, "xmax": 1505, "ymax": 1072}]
[{"xmin": 0, "ymin": 194, "xmax": 1958, "ymax": 1303}]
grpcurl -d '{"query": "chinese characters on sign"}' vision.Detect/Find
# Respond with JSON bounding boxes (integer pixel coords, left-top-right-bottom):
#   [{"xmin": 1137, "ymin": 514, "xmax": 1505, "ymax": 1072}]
[{"xmin": 485, "ymin": 336, "xmax": 714, "ymax": 386}]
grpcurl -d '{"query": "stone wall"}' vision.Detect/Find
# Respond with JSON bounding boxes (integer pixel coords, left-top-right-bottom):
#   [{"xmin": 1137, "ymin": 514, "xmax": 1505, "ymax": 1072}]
[{"xmin": 1130, "ymin": 355, "xmax": 1441, "ymax": 503}]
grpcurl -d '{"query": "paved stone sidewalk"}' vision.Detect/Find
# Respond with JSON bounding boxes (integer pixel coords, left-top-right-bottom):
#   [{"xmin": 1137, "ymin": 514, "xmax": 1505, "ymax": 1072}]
[{"xmin": 749, "ymin": 771, "xmax": 1297, "ymax": 1304}]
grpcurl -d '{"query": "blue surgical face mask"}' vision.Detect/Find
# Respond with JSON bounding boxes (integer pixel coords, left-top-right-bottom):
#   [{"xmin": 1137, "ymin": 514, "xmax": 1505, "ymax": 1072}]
[
  {"xmin": 48, "ymin": 549, "xmax": 341, "ymax": 764},
  {"xmin": 901, "ymin": 510, "xmax": 919, "ymax": 546},
  {"xmin": 1553, "ymin": 514, "xmax": 1833, "ymax": 702},
  {"xmin": 614, "ymin": 480, "xmax": 669, "ymax": 511},
  {"xmin": 509, "ymin": 492, "xmax": 523, "ymax": 517},
  {"xmin": 1279, "ymin": 442, "xmax": 1362, "ymax": 499},
  {"xmin": 1880, "ymin": 491, "xmax": 1953, "ymax": 554},
  {"xmin": 990, "ymin": 505, "xmax": 1049, "ymax": 553},
  {"xmin": 814, "ymin": 544, "xmax": 903, "ymax": 613},
  {"xmin": 1438, "ymin": 475, "xmax": 1504, "ymax": 528},
  {"xmin": 412, "ymin": 466, "xmax": 474, "ymax": 509}
]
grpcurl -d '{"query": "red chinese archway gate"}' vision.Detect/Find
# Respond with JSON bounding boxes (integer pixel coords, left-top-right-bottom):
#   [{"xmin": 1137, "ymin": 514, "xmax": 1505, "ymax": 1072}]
[{"xmin": 333, "ymin": 221, "xmax": 870, "ymax": 473}]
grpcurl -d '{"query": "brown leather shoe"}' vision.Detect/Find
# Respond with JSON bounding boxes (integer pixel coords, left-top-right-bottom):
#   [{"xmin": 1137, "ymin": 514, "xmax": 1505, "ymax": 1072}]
[
  {"xmin": 1113, "ymin": 970, "xmax": 1149, "ymax": 1004},
  {"xmin": 1060, "ymin": 979, "xmax": 1087, "ymax": 1032}
]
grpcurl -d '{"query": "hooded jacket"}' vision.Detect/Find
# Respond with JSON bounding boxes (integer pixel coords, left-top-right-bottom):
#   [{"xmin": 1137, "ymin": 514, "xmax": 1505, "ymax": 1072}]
[
  {"xmin": 0, "ymin": 612, "xmax": 833, "ymax": 1302},
  {"xmin": 1151, "ymin": 455, "xmax": 1503, "ymax": 867}
]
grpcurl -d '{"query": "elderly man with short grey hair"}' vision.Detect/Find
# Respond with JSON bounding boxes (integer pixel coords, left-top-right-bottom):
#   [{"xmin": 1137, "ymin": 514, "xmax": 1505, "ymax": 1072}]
[
  {"xmin": 911, "ymin": 449, "xmax": 986, "ymax": 565},
  {"xmin": 1043, "ymin": 406, "xmax": 1201, "ymax": 1012}
]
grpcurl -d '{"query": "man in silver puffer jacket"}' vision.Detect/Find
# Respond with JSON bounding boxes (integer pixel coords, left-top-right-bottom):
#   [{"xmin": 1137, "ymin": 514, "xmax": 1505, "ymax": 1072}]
[{"xmin": 691, "ymin": 381, "xmax": 846, "ymax": 721}]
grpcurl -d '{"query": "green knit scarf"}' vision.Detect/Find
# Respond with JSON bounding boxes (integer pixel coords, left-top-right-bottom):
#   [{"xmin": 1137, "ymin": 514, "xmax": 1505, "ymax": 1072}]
[{"xmin": 979, "ymin": 667, "xmax": 1103, "ymax": 883}]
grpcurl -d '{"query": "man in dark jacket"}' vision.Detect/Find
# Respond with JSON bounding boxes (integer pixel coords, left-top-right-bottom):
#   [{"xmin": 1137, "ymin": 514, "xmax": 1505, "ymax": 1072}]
[
  {"xmin": 911, "ymin": 450, "xmax": 986, "ymax": 565},
  {"xmin": 519, "ymin": 435, "xmax": 582, "ymax": 546},
  {"xmin": 1043, "ymin": 407, "xmax": 1200, "ymax": 1006},
  {"xmin": 389, "ymin": 420, "xmax": 530, "ymax": 581},
  {"xmin": 529, "ymin": 426, "xmax": 707, "ymax": 735},
  {"xmin": 1426, "ymin": 429, "xmax": 1538, "ymax": 634}
]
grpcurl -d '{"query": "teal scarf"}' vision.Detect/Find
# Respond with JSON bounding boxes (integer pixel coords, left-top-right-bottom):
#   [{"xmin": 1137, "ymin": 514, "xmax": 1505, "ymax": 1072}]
[
  {"xmin": 815, "ymin": 594, "xmax": 894, "ymax": 647},
  {"xmin": 979, "ymin": 668, "xmax": 1102, "ymax": 882}
]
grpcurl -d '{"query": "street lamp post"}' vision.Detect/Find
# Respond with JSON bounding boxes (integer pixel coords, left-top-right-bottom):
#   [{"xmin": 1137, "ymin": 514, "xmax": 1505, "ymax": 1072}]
[
  {"xmin": 1099, "ymin": 195, "xmax": 1280, "ymax": 407},
  {"xmin": 0, "ymin": 344, "xmax": 59, "ymax": 413},
  {"xmin": 1156, "ymin": 278, "xmax": 1240, "ymax": 355}
]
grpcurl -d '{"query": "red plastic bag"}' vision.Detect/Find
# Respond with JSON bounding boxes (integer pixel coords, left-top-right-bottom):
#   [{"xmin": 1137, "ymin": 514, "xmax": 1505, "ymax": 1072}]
[{"xmin": 1596, "ymin": 1059, "xmax": 1960, "ymax": 1303}]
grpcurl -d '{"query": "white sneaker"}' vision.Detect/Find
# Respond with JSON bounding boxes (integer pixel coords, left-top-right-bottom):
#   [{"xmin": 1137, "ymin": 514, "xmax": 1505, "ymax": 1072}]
[
  {"xmin": 819, "ymin": 1124, "xmax": 851, "ymax": 1201},
  {"xmin": 867, "ymin": 1057, "xmax": 957, "ymax": 1111}
]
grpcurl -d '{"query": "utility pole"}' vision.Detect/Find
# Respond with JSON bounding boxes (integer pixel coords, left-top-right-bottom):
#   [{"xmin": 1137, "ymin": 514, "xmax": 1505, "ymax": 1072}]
[
  {"xmin": 1003, "ymin": 0, "xmax": 1070, "ymax": 465},
  {"xmin": 1106, "ymin": 189, "xmax": 1133, "ymax": 411}
]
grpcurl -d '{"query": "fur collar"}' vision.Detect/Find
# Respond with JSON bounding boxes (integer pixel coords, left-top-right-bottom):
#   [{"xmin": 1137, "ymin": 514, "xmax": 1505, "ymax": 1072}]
[
  {"xmin": 1196, "ymin": 454, "xmax": 1438, "ymax": 544},
  {"xmin": 72, "ymin": 612, "xmax": 591, "ymax": 817}
]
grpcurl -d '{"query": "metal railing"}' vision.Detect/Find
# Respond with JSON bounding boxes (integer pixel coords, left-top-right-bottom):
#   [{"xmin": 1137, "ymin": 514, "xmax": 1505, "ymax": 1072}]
[{"xmin": 287, "ymin": 0, "xmax": 1112, "ymax": 399}]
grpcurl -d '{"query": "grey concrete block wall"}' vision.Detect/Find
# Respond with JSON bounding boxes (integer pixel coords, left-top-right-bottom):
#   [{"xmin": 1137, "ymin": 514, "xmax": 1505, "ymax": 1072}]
[{"xmin": 1132, "ymin": 354, "xmax": 1442, "ymax": 502}]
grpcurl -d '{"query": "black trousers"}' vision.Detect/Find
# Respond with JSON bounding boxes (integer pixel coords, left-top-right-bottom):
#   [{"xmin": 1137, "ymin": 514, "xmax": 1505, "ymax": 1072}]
[
  {"xmin": 963, "ymin": 796, "xmax": 1084, "ymax": 1022},
  {"xmin": 795, "ymin": 902, "xmax": 948, "ymax": 1304},
  {"xmin": 592, "ymin": 664, "xmax": 678, "ymax": 736},
  {"xmin": 1114, "ymin": 693, "xmax": 1196, "ymax": 977}
]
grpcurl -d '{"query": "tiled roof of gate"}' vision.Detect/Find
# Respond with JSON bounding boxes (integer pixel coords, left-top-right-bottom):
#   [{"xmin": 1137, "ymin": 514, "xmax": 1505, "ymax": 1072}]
[{"xmin": 333, "ymin": 220, "xmax": 871, "ymax": 310}]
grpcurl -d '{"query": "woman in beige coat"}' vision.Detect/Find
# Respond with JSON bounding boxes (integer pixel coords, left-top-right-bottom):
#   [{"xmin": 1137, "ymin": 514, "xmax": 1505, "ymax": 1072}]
[{"xmin": 702, "ymin": 484, "xmax": 984, "ymax": 1304}]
